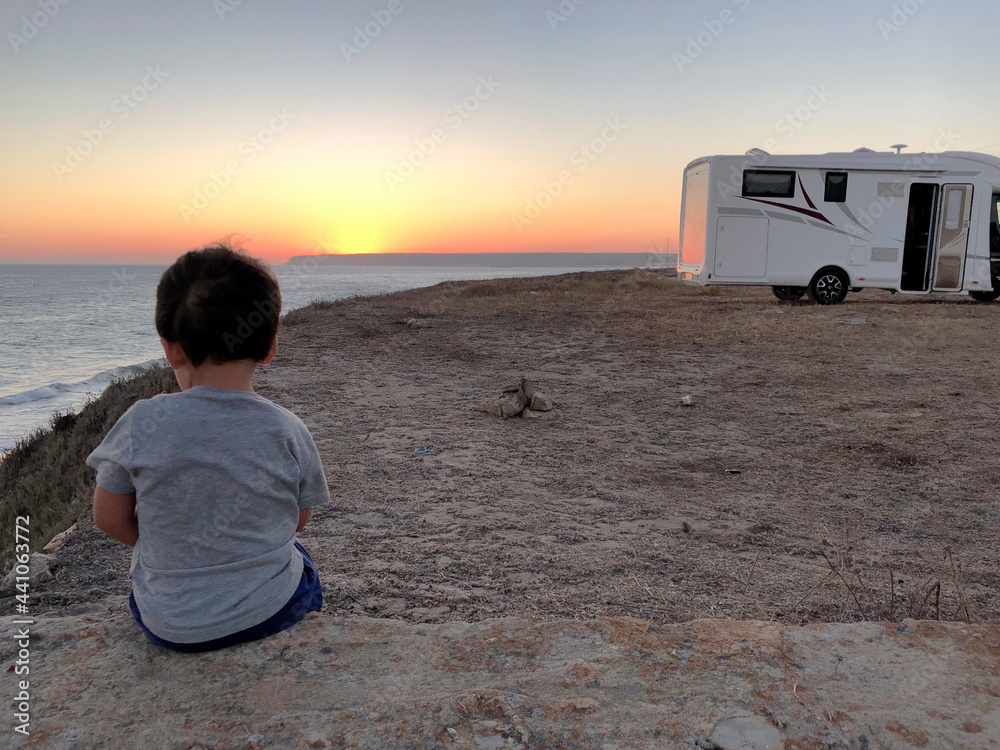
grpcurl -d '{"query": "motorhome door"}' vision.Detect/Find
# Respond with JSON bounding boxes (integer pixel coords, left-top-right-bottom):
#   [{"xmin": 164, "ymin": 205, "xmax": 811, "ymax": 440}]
[
  {"xmin": 992, "ymin": 194, "xmax": 1000, "ymax": 260},
  {"xmin": 931, "ymin": 184, "xmax": 974, "ymax": 291}
]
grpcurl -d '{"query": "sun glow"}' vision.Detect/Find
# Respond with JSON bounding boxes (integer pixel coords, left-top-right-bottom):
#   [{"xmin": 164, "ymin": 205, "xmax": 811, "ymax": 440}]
[{"xmin": 331, "ymin": 227, "xmax": 385, "ymax": 256}]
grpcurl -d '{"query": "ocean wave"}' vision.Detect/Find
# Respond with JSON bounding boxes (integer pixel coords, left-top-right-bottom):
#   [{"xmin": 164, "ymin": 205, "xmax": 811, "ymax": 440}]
[{"xmin": 0, "ymin": 359, "xmax": 167, "ymax": 407}]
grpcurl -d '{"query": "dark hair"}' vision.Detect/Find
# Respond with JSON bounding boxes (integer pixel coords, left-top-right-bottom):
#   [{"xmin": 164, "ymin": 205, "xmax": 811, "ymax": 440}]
[{"xmin": 155, "ymin": 243, "xmax": 281, "ymax": 366}]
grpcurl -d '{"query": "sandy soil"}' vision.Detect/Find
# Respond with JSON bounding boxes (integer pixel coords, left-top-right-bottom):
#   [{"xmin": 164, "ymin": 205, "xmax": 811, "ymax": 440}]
[{"xmin": 28, "ymin": 271, "xmax": 1000, "ymax": 626}]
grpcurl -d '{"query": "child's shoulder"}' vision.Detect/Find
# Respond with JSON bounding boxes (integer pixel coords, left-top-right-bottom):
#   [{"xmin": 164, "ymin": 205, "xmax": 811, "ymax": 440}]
[
  {"xmin": 197, "ymin": 388, "xmax": 314, "ymax": 434},
  {"xmin": 122, "ymin": 388, "xmax": 313, "ymax": 437},
  {"xmin": 247, "ymin": 393, "xmax": 312, "ymax": 432}
]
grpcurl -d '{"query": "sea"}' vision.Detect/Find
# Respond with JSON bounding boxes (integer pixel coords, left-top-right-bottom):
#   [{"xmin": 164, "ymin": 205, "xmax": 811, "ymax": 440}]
[{"xmin": 0, "ymin": 262, "xmax": 641, "ymax": 452}]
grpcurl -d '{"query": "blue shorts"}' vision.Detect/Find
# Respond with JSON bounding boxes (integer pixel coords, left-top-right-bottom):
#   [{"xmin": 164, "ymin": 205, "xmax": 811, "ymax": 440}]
[{"xmin": 129, "ymin": 541, "xmax": 323, "ymax": 653}]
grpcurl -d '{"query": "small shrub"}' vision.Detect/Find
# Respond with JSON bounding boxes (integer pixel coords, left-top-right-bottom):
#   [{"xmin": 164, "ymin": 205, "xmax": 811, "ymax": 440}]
[{"xmin": 0, "ymin": 365, "xmax": 178, "ymax": 572}]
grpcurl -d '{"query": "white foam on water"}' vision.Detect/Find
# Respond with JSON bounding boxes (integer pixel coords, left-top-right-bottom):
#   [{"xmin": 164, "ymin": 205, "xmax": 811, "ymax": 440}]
[{"xmin": 0, "ymin": 359, "xmax": 165, "ymax": 452}]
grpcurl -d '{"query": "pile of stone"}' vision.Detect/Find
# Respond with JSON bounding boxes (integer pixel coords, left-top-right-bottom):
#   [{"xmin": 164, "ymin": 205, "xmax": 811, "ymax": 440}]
[{"xmin": 485, "ymin": 377, "xmax": 555, "ymax": 420}]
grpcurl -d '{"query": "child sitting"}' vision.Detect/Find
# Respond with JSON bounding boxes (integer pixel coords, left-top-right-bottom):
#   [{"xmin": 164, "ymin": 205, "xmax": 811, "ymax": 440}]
[{"xmin": 86, "ymin": 243, "xmax": 329, "ymax": 652}]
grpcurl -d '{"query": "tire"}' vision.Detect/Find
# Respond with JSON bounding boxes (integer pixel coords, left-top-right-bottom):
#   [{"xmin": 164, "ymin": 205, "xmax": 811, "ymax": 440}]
[
  {"xmin": 970, "ymin": 289, "xmax": 1000, "ymax": 302},
  {"xmin": 772, "ymin": 286, "xmax": 806, "ymax": 301},
  {"xmin": 807, "ymin": 267, "xmax": 850, "ymax": 305}
]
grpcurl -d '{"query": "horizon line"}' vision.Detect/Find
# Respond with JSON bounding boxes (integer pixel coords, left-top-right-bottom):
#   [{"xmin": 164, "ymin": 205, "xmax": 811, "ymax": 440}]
[{"xmin": 0, "ymin": 249, "xmax": 673, "ymax": 267}]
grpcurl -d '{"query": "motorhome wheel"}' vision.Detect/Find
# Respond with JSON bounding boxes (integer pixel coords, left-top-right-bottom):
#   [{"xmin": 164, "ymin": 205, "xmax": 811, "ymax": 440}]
[
  {"xmin": 969, "ymin": 289, "xmax": 1000, "ymax": 302},
  {"xmin": 771, "ymin": 286, "xmax": 806, "ymax": 301},
  {"xmin": 807, "ymin": 268, "xmax": 849, "ymax": 305}
]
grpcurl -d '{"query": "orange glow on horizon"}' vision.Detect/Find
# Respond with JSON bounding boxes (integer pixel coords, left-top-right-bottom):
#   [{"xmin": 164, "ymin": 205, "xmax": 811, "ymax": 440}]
[{"xmin": 0, "ymin": 119, "xmax": 677, "ymax": 264}]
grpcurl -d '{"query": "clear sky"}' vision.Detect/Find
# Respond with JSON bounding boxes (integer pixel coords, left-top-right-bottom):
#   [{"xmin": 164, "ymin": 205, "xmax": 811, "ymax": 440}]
[{"xmin": 1, "ymin": 0, "xmax": 997, "ymax": 264}]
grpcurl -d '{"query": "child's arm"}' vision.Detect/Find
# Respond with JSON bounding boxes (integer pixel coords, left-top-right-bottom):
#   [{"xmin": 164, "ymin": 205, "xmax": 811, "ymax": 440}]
[
  {"xmin": 296, "ymin": 508, "xmax": 311, "ymax": 532},
  {"xmin": 93, "ymin": 487, "xmax": 139, "ymax": 547}
]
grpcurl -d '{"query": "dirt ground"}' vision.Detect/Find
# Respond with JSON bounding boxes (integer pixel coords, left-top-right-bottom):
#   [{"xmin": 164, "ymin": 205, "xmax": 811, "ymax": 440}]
[{"xmin": 28, "ymin": 270, "xmax": 1000, "ymax": 626}]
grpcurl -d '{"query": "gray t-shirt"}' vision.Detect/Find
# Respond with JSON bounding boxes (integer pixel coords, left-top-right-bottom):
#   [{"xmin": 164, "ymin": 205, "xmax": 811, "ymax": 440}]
[{"xmin": 86, "ymin": 386, "xmax": 330, "ymax": 643}]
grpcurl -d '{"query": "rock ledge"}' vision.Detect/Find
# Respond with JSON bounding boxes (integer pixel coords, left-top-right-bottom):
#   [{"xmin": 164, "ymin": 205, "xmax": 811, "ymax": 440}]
[{"xmin": 1, "ymin": 610, "xmax": 997, "ymax": 749}]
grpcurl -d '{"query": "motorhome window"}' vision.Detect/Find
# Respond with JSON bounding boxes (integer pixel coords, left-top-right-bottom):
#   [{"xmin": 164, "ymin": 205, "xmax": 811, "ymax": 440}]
[
  {"xmin": 742, "ymin": 170, "xmax": 796, "ymax": 198},
  {"xmin": 944, "ymin": 188, "xmax": 964, "ymax": 231},
  {"xmin": 825, "ymin": 172, "xmax": 848, "ymax": 202}
]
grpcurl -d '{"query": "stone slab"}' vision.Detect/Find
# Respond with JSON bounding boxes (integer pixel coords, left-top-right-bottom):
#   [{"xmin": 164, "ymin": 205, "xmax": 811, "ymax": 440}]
[{"xmin": 1, "ymin": 611, "xmax": 997, "ymax": 749}]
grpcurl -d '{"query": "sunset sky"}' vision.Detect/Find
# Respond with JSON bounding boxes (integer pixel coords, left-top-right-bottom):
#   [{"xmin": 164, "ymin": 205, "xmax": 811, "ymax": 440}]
[{"xmin": 1, "ymin": 0, "xmax": 998, "ymax": 264}]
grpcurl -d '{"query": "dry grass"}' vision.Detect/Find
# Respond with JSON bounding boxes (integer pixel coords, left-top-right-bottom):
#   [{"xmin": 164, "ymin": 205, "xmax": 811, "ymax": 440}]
[{"xmin": 0, "ymin": 366, "xmax": 178, "ymax": 571}]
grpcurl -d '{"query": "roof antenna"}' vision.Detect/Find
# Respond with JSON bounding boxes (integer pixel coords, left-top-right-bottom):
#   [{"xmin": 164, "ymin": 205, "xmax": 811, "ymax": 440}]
[
  {"xmin": 891, "ymin": 143, "xmax": 908, "ymax": 154},
  {"xmin": 746, "ymin": 148, "xmax": 770, "ymax": 158}
]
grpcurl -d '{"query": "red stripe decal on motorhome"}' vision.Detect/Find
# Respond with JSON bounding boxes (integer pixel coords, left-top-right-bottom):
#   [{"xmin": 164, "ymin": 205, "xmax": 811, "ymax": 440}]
[
  {"xmin": 799, "ymin": 177, "xmax": 817, "ymax": 209},
  {"xmin": 740, "ymin": 196, "xmax": 834, "ymax": 225}
]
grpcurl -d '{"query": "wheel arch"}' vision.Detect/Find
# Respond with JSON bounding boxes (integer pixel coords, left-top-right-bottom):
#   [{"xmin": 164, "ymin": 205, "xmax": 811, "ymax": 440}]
[{"xmin": 811, "ymin": 264, "xmax": 852, "ymax": 285}]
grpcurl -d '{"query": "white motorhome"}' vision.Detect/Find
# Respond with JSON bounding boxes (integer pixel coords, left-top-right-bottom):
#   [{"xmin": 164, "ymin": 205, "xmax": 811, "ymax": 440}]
[{"xmin": 676, "ymin": 148, "xmax": 1000, "ymax": 304}]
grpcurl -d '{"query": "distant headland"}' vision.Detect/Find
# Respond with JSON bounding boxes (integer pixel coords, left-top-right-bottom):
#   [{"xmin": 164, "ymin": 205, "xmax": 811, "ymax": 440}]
[{"xmin": 286, "ymin": 252, "xmax": 676, "ymax": 268}]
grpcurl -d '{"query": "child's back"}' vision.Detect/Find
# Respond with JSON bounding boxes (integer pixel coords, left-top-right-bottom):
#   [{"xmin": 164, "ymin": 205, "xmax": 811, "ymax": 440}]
[
  {"xmin": 87, "ymin": 243, "xmax": 329, "ymax": 651},
  {"xmin": 90, "ymin": 386, "xmax": 328, "ymax": 643}
]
